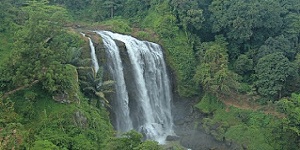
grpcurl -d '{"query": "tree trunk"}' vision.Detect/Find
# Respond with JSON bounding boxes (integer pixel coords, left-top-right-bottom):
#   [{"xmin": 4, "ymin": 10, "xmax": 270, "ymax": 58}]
[
  {"xmin": 2, "ymin": 80, "xmax": 39, "ymax": 99},
  {"xmin": 110, "ymin": 6, "xmax": 114, "ymax": 18}
]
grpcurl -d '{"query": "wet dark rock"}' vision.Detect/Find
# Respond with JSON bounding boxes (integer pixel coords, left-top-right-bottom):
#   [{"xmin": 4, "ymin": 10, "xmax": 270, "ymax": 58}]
[
  {"xmin": 172, "ymin": 93, "xmax": 234, "ymax": 150},
  {"xmin": 53, "ymin": 92, "xmax": 71, "ymax": 104},
  {"xmin": 166, "ymin": 135, "xmax": 180, "ymax": 141},
  {"xmin": 174, "ymin": 120, "xmax": 186, "ymax": 126}
]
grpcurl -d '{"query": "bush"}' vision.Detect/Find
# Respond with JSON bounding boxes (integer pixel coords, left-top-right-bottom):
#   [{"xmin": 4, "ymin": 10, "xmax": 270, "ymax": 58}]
[
  {"xmin": 195, "ymin": 94, "xmax": 224, "ymax": 114},
  {"xmin": 101, "ymin": 18, "xmax": 132, "ymax": 34},
  {"xmin": 134, "ymin": 140, "xmax": 162, "ymax": 150},
  {"xmin": 238, "ymin": 83, "xmax": 252, "ymax": 94},
  {"xmin": 31, "ymin": 140, "xmax": 59, "ymax": 150}
]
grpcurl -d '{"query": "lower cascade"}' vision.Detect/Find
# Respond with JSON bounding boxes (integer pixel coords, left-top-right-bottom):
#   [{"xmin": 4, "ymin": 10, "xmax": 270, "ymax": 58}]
[{"xmin": 94, "ymin": 31, "xmax": 174, "ymax": 143}]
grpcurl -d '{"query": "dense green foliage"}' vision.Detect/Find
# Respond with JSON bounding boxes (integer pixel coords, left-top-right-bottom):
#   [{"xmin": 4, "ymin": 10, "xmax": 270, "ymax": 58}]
[
  {"xmin": 277, "ymin": 94, "xmax": 300, "ymax": 148},
  {"xmin": 193, "ymin": 36, "xmax": 239, "ymax": 97},
  {"xmin": 0, "ymin": 85, "xmax": 114, "ymax": 149},
  {"xmin": 104, "ymin": 130, "xmax": 162, "ymax": 150},
  {"xmin": 42, "ymin": 0, "xmax": 300, "ymax": 99},
  {"xmin": 0, "ymin": 1, "xmax": 161, "ymax": 149},
  {"xmin": 196, "ymin": 94, "xmax": 298, "ymax": 150},
  {"xmin": 1, "ymin": 0, "xmax": 300, "ymax": 149},
  {"xmin": 255, "ymin": 52, "xmax": 296, "ymax": 99}
]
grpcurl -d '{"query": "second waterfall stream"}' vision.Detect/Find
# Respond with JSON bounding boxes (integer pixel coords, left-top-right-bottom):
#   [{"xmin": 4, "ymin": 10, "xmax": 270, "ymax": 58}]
[{"xmin": 90, "ymin": 31, "xmax": 174, "ymax": 143}]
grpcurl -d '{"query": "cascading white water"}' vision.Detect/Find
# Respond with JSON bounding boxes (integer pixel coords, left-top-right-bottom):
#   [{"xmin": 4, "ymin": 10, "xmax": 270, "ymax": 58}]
[
  {"xmin": 96, "ymin": 31, "xmax": 173, "ymax": 143},
  {"xmin": 80, "ymin": 33, "xmax": 99, "ymax": 73},
  {"xmin": 99, "ymin": 32, "xmax": 133, "ymax": 132},
  {"xmin": 88, "ymin": 37, "xmax": 100, "ymax": 73}
]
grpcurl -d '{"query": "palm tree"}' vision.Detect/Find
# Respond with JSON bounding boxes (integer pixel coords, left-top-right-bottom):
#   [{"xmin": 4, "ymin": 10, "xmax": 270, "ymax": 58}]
[
  {"xmin": 67, "ymin": 46, "xmax": 114, "ymax": 107},
  {"xmin": 80, "ymin": 67, "xmax": 114, "ymax": 106}
]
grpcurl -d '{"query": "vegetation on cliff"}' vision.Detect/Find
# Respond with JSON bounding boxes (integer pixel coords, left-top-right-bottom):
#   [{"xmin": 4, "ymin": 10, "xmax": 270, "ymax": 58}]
[{"xmin": 1, "ymin": 0, "xmax": 300, "ymax": 149}]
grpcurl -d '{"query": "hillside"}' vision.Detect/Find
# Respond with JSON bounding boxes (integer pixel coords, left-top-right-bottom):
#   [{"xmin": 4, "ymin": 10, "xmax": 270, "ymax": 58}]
[{"xmin": 1, "ymin": 0, "xmax": 300, "ymax": 149}]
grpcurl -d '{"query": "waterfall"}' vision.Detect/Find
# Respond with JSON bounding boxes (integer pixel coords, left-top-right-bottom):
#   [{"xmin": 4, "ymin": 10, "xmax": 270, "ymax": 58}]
[
  {"xmin": 96, "ymin": 31, "xmax": 173, "ymax": 143},
  {"xmin": 98, "ymin": 32, "xmax": 133, "ymax": 132},
  {"xmin": 88, "ymin": 37, "xmax": 100, "ymax": 73},
  {"xmin": 81, "ymin": 33, "xmax": 99, "ymax": 73}
]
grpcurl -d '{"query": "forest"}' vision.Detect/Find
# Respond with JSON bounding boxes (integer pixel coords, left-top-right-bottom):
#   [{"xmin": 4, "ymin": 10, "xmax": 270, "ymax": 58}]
[{"xmin": 0, "ymin": 0, "xmax": 300, "ymax": 149}]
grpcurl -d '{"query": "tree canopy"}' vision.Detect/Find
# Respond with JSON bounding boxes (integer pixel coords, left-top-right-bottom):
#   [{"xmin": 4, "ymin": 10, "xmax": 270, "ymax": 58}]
[{"xmin": 1, "ymin": 0, "xmax": 300, "ymax": 149}]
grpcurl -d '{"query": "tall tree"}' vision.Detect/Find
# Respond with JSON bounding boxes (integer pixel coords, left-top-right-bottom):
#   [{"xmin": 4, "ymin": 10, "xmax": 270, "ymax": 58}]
[
  {"xmin": 0, "ymin": 1, "xmax": 81, "ymax": 96},
  {"xmin": 255, "ymin": 52, "xmax": 296, "ymax": 99},
  {"xmin": 194, "ymin": 36, "xmax": 239, "ymax": 97},
  {"xmin": 80, "ymin": 67, "xmax": 114, "ymax": 105},
  {"xmin": 102, "ymin": 0, "xmax": 123, "ymax": 18},
  {"xmin": 281, "ymin": 0, "xmax": 300, "ymax": 49},
  {"xmin": 256, "ymin": 35, "xmax": 295, "ymax": 61},
  {"xmin": 170, "ymin": 0, "xmax": 204, "ymax": 32}
]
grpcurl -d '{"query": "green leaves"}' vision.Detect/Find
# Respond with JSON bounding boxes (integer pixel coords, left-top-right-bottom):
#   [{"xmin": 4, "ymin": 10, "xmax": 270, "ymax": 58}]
[
  {"xmin": 170, "ymin": 0, "xmax": 204, "ymax": 31},
  {"xmin": 209, "ymin": 0, "xmax": 283, "ymax": 42},
  {"xmin": 234, "ymin": 54, "xmax": 253, "ymax": 75},
  {"xmin": 31, "ymin": 140, "xmax": 59, "ymax": 150},
  {"xmin": 194, "ymin": 37, "xmax": 239, "ymax": 97},
  {"xmin": 257, "ymin": 35, "xmax": 294, "ymax": 60},
  {"xmin": 276, "ymin": 93, "xmax": 300, "ymax": 148},
  {"xmin": 79, "ymin": 66, "xmax": 115, "ymax": 105},
  {"xmin": 0, "ymin": 0, "xmax": 23, "ymax": 32},
  {"xmin": 20, "ymin": 1, "xmax": 69, "ymax": 44},
  {"xmin": 0, "ymin": 1, "xmax": 86, "ymax": 99},
  {"xmin": 0, "ymin": 98, "xmax": 19, "ymax": 125},
  {"xmin": 123, "ymin": 0, "xmax": 151, "ymax": 20},
  {"xmin": 42, "ymin": 63, "xmax": 78, "ymax": 94},
  {"xmin": 103, "ymin": 130, "xmax": 162, "ymax": 150},
  {"xmin": 255, "ymin": 52, "xmax": 296, "ymax": 99}
]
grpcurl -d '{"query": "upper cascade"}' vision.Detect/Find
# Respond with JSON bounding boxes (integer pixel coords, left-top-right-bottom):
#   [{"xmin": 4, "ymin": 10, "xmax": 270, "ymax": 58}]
[
  {"xmin": 81, "ymin": 33, "xmax": 99, "ymax": 73},
  {"xmin": 88, "ymin": 37, "xmax": 100, "ymax": 73},
  {"xmin": 95, "ymin": 31, "xmax": 174, "ymax": 143}
]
